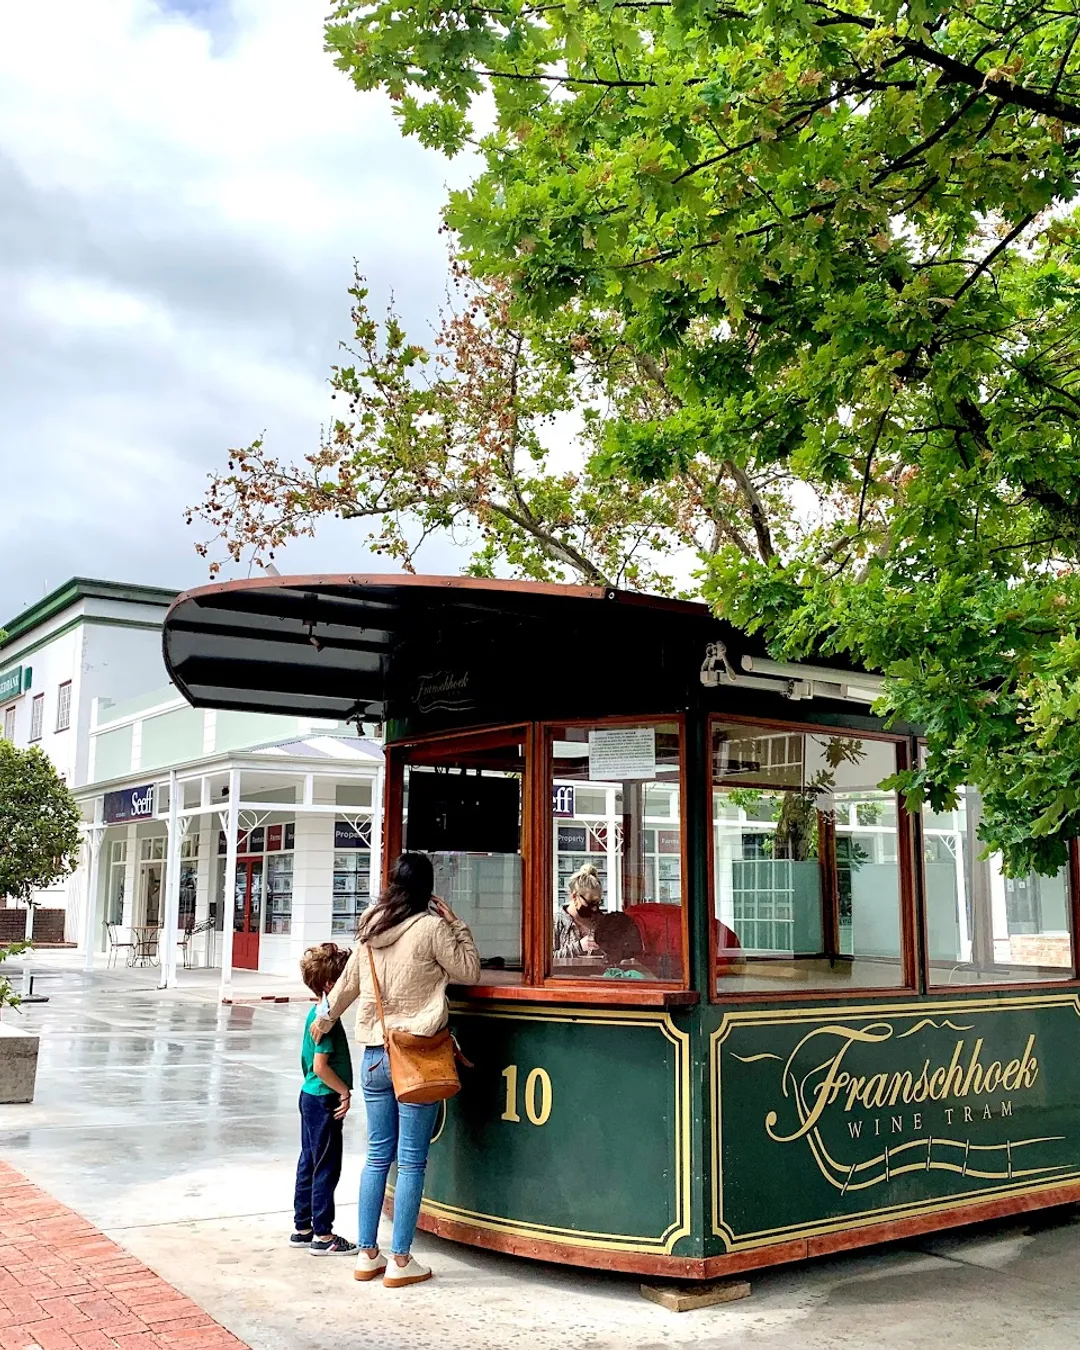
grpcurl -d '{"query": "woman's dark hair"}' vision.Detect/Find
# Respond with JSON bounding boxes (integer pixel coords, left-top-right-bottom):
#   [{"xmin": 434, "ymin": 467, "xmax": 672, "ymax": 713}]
[{"xmin": 358, "ymin": 852, "xmax": 434, "ymax": 943}]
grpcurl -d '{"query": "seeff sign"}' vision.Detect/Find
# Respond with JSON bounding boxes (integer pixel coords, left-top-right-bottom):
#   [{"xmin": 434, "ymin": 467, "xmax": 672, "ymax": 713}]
[
  {"xmin": 103, "ymin": 784, "xmax": 155, "ymax": 825},
  {"xmin": 712, "ymin": 997, "xmax": 1080, "ymax": 1250}
]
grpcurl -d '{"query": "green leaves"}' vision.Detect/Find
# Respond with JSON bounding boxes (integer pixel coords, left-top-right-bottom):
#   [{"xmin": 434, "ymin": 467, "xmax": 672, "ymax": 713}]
[
  {"xmin": 0, "ymin": 741, "xmax": 82, "ymax": 903},
  {"xmin": 315, "ymin": 0, "xmax": 1080, "ymax": 873}
]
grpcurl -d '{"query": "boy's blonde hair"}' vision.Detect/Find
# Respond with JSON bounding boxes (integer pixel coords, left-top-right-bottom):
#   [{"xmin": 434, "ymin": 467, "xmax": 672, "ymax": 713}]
[{"xmin": 299, "ymin": 942, "xmax": 350, "ymax": 996}]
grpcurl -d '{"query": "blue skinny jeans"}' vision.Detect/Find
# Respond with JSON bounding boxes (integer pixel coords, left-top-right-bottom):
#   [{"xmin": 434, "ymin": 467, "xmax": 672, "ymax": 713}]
[{"xmin": 357, "ymin": 1045, "xmax": 439, "ymax": 1256}]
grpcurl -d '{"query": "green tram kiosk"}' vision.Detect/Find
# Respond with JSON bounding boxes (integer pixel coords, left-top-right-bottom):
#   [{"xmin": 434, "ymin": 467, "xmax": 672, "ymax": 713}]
[{"xmin": 164, "ymin": 575, "xmax": 1080, "ymax": 1280}]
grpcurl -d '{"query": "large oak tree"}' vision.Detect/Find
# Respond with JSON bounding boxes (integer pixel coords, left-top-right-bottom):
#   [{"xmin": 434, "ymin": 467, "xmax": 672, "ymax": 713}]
[{"xmin": 198, "ymin": 0, "xmax": 1080, "ymax": 872}]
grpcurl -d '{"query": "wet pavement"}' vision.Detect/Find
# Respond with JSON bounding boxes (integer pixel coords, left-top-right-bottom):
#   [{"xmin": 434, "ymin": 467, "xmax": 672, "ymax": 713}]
[{"xmin": 6, "ymin": 953, "xmax": 1080, "ymax": 1349}]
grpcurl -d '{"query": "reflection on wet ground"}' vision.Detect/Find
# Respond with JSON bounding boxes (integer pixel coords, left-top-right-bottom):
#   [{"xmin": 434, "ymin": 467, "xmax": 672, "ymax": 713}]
[{"xmin": 2, "ymin": 960, "xmax": 350, "ymax": 1229}]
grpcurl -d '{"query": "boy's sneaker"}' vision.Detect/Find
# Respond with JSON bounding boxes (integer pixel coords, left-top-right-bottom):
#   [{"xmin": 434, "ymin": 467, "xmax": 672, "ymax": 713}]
[
  {"xmin": 311, "ymin": 1235, "xmax": 358, "ymax": 1257},
  {"xmin": 289, "ymin": 1230, "xmax": 313, "ymax": 1247}
]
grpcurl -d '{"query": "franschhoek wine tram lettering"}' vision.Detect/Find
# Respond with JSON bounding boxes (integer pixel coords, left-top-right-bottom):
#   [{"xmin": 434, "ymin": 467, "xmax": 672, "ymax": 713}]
[{"xmin": 164, "ymin": 576, "xmax": 1080, "ymax": 1280}]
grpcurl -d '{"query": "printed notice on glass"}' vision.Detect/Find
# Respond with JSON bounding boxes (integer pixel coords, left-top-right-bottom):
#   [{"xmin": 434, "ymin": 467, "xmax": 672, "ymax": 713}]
[{"xmin": 588, "ymin": 727, "xmax": 656, "ymax": 781}]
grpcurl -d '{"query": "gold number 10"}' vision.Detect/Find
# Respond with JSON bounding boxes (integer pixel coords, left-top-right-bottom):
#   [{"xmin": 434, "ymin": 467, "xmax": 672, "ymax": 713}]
[{"xmin": 500, "ymin": 1064, "xmax": 553, "ymax": 1126}]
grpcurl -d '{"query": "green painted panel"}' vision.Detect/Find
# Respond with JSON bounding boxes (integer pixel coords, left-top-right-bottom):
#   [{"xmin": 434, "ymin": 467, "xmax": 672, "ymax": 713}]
[
  {"xmin": 92, "ymin": 725, "xmax": 134, "ymax": 782},
  {"xmin": 96, "ymin": 686, "xmax": 176, "ymax": 725},
  {"xmin": 709, "ymin": 995, "xmax": 1080, "ymax": 1254},
  {"xmin": 425, "ymin": 1005, "xmax": 693, "ymax": 1255},
  {"xmin": 215, "ymin": 711, "xmax": 303, "ymax": 753},
  {"xmin": 140, "ymin": 707, "xmax": 204, "ymax": 771}
]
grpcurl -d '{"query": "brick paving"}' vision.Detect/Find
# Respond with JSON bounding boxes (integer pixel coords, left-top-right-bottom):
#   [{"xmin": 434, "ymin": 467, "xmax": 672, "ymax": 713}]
[{"xmin": 0, "ymin": 1162, "xmax": 248, "ymax": 1350}]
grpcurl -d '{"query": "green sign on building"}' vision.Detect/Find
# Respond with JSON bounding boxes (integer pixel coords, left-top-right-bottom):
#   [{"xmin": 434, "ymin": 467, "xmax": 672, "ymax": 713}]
[{"xmin": 0, "ymin": 667, "xmax": 22, "ymax": 703}]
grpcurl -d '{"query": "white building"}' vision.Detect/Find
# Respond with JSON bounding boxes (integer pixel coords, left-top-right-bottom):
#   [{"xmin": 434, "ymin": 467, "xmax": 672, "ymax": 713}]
[
  {"xmin": 1, "ymin": 578, "xmax": 385, "ymax": 974},
  {"xmin": 75, "ymin": 684, "xmax": 383, "ymax": 985},
  {"xmin": 0, "ymin": 579, "xmax": 178, "ymax": 939}
]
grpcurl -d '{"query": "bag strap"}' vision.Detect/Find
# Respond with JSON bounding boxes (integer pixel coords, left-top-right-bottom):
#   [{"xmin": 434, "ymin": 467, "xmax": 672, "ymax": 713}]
[{"xmin": 366, "ymin": 944, "xmax": 390, "ymax": 1044}]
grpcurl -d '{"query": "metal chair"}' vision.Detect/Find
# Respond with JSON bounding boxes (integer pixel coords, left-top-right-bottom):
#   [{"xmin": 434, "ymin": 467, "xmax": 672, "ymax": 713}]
[
  {"xmin": 179, "ymin": 918, "xmax": 215, "ymax": 969},
  {"xmin": 104, "ymin": 923, "xmax": 135, "ymax": 969}
]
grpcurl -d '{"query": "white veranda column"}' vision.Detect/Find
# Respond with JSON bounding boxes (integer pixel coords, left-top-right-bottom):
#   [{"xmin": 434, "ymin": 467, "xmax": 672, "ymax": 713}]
[
  {"xmin": 218, "ymin": 769, "xmax": 240, "ymax": 1000},
  {"xmin": 160, "ymin": 771, "xmax": 183, "ymax": 990},
  {"xmin": 82, "ymin": 797, "xmax": 105, "ymax": 971},
  {"xmin": 370, "ymin": 763, "xmax": 384, "ymax": 899}
]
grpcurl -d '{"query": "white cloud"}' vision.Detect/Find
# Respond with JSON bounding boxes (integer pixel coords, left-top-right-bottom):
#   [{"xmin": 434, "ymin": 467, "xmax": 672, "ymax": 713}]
[{"xmin": 0, "ymin": 0, "xmax": 474, "ymax": 622}]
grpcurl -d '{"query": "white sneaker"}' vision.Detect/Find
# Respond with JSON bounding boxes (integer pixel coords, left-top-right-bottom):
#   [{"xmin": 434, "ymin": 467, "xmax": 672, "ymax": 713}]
[
  {"xmin": 353, "ymin": 1249, "xmax": 387, "ymax": 1282},
  {"xmin": 383, "ymin": 1255, "xmax": 432, "ymax": 1288}
]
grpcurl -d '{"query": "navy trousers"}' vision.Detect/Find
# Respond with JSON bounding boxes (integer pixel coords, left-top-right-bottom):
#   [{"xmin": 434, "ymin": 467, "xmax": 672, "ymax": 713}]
[{"xmin": 294, "ymin": 1090, "xmax": 344, "ymax": 1236}]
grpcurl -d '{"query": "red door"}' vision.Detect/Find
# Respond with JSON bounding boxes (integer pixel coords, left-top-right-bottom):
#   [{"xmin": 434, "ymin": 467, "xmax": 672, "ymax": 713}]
[{"xmin": 233, "ymin": 858, "xmax": 263, "ymax": 970}]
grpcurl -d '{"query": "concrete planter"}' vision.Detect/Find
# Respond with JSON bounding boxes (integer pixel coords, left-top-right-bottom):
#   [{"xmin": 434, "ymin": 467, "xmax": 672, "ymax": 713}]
[{"xmin": 0, "ymin": 1023, "xmax": 39, "ymax": 1103}]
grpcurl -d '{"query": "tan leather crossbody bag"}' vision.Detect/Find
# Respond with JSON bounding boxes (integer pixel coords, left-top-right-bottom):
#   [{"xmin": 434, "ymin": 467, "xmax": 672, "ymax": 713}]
[{"xmin": 367, "ymin": 945, "xmax": 460, "ymax": 1105}]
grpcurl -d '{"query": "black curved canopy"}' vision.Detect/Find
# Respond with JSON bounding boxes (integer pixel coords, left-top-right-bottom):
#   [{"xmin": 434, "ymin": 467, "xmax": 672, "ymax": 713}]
[{"xmin": 163, "ymin": 574, "xmax": 761, "ymax": 727}]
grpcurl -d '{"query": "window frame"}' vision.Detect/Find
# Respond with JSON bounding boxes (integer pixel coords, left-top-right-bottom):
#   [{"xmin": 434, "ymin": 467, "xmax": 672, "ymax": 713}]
[
  {"xmin": 707, "ymin": 712, "xmax": 918, "ymax": 1003},
  {"xmin": 2, "ymin": 705, "xmax": 15, "ymax": 741},
  {"xmin": 29, "ymin": 694, "xmax": 43, "ymax": 742},
  {"xmin": 385, "ymin": 723, "xmax": 532, "ymax": 986},
  {"xmin": 384, "ymin": 718, "xmax": 696, "ymax": 1006},
  {"xmin": 55, "ymin": 681, "xmax": 72, "ymax": 732},
  {"xmin": 538, "ymin": 714, "xmax": 691, "ymax": 994},
  {"xmin": 915, "ymin": 761, "xmax": 1080, "ymax": 994}
]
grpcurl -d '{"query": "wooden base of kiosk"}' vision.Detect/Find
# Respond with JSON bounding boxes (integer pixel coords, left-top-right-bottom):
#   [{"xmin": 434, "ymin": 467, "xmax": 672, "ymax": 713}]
[{"xmin": 408, "ymin": 1176, "xmax": 1080, "ymax": 1280}]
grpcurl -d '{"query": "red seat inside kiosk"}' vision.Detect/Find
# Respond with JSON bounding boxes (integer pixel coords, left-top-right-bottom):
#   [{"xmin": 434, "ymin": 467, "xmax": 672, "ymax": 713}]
[{"xmin": 625, "ymin": 903, "xmax": 740, "ymax": 972}]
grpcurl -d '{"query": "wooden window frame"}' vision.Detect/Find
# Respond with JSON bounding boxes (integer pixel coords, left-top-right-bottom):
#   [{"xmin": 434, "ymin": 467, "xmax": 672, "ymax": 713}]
[
  {"xmin": 537, "ymin": 714, "xmax": 691, "ymax": 999},
  {"xmin": 55, "ymin": 680, "xmax": 72, "ymax": 733},
  {"xmin": 383, "ymin": 718, "xmax": 698, "ymax": 1008},
  {"xmin": 29, "ymin": 694, "xmax": 43, "ymax": 743},
  {"xmin": 708, "ymin": 711, "xmax": 918, "ymax": 1004},
  {"xmin": 916, "ymin": 767, "xmax": 1080, "ymax": 996}
]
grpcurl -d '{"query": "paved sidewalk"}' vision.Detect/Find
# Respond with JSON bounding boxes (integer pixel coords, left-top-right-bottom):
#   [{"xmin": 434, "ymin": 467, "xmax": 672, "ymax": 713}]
[
  {"xmin": 9, "ymin": 955, "xmax": 1080, "ymax": 1350},
  {"xmin": 0, "ymin": 1161, "xmax": 246, "ymax": 1350}
]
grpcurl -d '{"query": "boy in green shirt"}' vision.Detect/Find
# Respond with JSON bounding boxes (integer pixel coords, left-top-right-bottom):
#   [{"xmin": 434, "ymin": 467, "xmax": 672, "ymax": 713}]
[{"xmin": 292, "ymin": 943, "xmax": 356, "ymax": 1255}]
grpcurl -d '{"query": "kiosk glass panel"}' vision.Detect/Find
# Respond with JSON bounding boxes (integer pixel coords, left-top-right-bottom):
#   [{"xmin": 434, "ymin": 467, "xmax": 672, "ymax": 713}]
[
  {"xmin": 549, "ymin": 722, "xmax": 684, "ymax": 982},
  {"xmin": 923, "ymin": 786, "xmax": 1075, "ymax": 985},
  {"xmin": 402, "ymin": 734, "xmax": 524, "ymax": 979},
  {"xmin": 712, "ymin": 722, "xmax": 905, "ymax": 993}
]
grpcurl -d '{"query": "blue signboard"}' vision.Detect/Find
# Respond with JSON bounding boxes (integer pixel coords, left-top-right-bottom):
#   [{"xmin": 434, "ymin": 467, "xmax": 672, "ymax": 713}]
[
  {"xmin": 103, "ymin": 784, "xmax": 155, "ymax": 824},
  {"xmin": 335, "ymin": 819, "xmax": 372, "ymax": 849},
  {"xmin": 552, "ymin": 785, "xmax": 576, "ymax": 817}
]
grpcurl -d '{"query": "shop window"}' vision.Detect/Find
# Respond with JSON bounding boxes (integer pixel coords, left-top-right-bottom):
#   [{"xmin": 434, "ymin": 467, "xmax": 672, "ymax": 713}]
[
  {"xmin": 178, "ymin": 833, "xmax": 199, "ymax": 927},
  {"xmin": 106, "ymin": 841, "xmax": 127, "ymax": 926},
  {"xmin": 334, "ymin": 818, "xmax": 372, "ymax": 936},
  {"xmin": 400, "ymin": 731, "xmax": 524, "ymax": 980},
  {"xmin": 29, "ymin": 695, "xmax": 43, "ymax": 742},
  {"xmin": 549, "ymin": 722, "xmax": 684, "ymax": 982},
  {"xmin": 56, "ymin": 681, "xmax": 71, "ymax": 732},
  {"xmin": 711, "ymin": 722, "xmax": 905, "ymax": 993},
  {"xmin": 923, "ymin": 786, "xmax": 1075, "ymax": 985},
  {"xmin": 264, "ymin": 854, "xmax": 293, "ymax": 934},
  {"xmin": 219, "ymin": 822, "xmax": 295, "ymax": 854}
]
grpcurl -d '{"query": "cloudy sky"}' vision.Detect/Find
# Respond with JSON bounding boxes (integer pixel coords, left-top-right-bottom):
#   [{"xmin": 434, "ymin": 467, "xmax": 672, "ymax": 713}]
[{"xmin": 0, "ymin": 0, "xmax": 476, "ymax": 624}]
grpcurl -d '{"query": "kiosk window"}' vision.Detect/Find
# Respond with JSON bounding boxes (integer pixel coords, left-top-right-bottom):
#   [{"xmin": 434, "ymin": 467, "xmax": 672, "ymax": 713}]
[
  {"xmin": 924, "ymin": 786, "xmax": 1075, "ymax": 985},
  {"xmin": 712, "ymin": 723, "xmax": 905, "ymax": 993},
  {"xmin": 402, "ymin": 734, "xmax": 524, "ymax": 979},
  {"xmin": 549, "ymin": 722, "xmax": 683, "ymax": 982}
]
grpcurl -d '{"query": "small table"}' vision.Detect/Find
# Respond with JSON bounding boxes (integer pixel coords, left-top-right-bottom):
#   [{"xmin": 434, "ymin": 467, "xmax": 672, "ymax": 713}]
[{"xmin": 129, "ymin": 927, "xmax": 161, "ymax": 968}]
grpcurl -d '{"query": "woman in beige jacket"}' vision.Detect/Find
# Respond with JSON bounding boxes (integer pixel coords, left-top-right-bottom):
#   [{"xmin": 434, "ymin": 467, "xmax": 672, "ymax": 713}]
[{"xmin": 313, "ymin": 852, "xmax": 480, "ymax": 1288}]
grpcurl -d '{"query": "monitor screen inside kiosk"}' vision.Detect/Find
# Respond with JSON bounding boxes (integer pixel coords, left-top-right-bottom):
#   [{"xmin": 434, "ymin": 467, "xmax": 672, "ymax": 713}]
[
  {"xmin": 401, "ymin": 736, "xmax": 525, "ymax": 979},
  {"xmin": 406, "ymin": 771, "xmax": 520, "ymax": 855}
]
